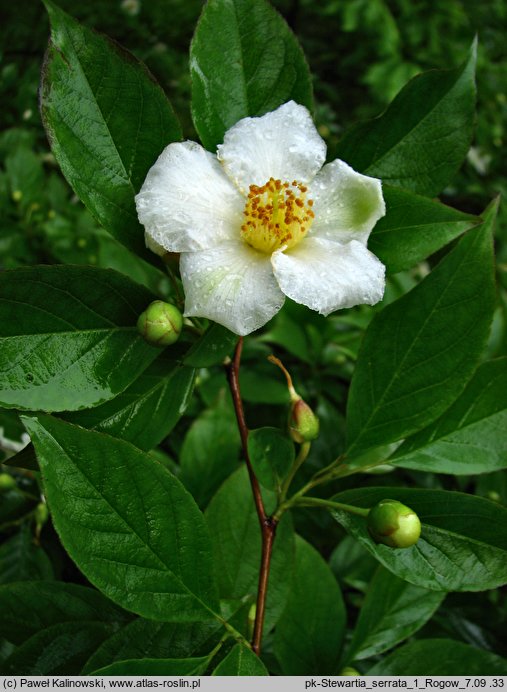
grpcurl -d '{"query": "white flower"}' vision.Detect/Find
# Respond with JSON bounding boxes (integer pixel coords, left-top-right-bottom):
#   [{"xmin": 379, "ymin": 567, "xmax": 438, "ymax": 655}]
[{"xmin": 136, "ymin": 101, "xmax": 386, "ymax": 336}]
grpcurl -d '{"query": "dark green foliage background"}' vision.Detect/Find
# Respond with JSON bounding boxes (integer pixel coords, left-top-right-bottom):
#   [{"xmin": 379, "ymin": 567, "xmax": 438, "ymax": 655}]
[{"xmin": 1, "ymin": 0, "xmax": 507, "ymax": 677}]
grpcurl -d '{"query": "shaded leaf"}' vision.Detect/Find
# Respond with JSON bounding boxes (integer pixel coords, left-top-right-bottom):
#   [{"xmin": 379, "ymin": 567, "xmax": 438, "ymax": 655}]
[
  {"xmin": 212, "ymin": 643, "xmax": 268, "ymax": 675},
  {"xmin": 274, "ymin": 537, "xmax": 346, "ymax": 675},
  {"xmin": 346, "ymin": 566, "xmax": 445, "ymax": 662},
  {"xmin": 0, "ymin": 582, "xmax": 128, "ymax": 646},
  {"xmin": 0, "ymin": 526, "xmax": 54, "ymax": 584},
  {"xmin": 180, "ymin": 403, "xmax": 241, "ymax": 508},
  {"xmin": 82, "ymin": 618, "xmax": 223, "ymax": 674},
  {"xmin": 184, "ymin": 323, "xmax": 237, "ymax": 367},
  {"xmin": 205, "ymin": 467, "xmax": 295, "ymax": 633},
  {"xmin": 368, "ymin": 639, "xmax": 507, "ymax": 675},
  {"xmin": 248, "ymin": 427, "xmax": 295, "ymax": 492},
  {"xmin": 1, "ymin": 622, "xmax": 114, "ymax": 675},
  {"xmin": 335, "ymin": 42, "xmax": 476, "ymax": 197}
]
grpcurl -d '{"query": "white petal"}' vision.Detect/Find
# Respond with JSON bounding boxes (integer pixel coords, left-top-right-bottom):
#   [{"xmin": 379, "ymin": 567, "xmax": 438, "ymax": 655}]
[
  {"xmin": 217, "ymin": 101, "xmax": 326, "ymax": 192},
  {"xmin": 180, "ymin": 241, "xmax": 285, "ymax": 336},
  {"xmin": 135, "ymin": 141, "xmax": 244, "ymax": 253},
  {"xmin": 271, "ymin": 237, "xmax": 385, "ymax": 315},
  {"xmin": 309, "ymin": 159, "xmax": 385, "ymax": 244}
]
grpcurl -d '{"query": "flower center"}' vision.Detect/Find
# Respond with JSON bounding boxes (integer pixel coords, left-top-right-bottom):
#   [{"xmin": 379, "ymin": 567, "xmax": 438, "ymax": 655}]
[{"xmin": 240, "ymin": 178, "xmax": 314, "ymax": 254}]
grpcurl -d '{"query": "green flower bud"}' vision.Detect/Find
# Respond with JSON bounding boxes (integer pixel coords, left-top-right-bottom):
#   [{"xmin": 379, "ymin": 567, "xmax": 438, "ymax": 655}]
[
  {"xmin": 0, "ymin": 473, "xmax": 16, "ymax": 492},
  {"xmin": 340, "ymin": 667, "xmax": 361, "ymax": 676},
  {"xmin": 289, "ymin": 398, "xmax": 320, "ymax": 443},
  {"xmin": 137, "ymin": 301, "xmax": 183, "ymax": 346},
  {"xmin": 34, "ymin": 502, "xmax": 49, "ymax": 527},
  {"xmin": 367, "ymin": 499, "xmax": 421, "ymax": 549}
]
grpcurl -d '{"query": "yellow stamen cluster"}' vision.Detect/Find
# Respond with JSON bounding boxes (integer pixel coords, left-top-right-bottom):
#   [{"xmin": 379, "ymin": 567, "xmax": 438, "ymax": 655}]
[{"xmin": 241, "ymin": 178, "xmax": 314, "ymax": 254}]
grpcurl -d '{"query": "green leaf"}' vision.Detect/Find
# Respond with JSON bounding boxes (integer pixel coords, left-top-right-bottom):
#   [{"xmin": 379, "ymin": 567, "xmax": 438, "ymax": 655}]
[
  {"xmin": 248, "ymin": 427, "xmax": 295, "ymax": 491},
  {"xmin": 239, "ymin": 369, "xmax": 291, "ymax": 405},
  {"xmin": 345, "ymin": 566, "xmax": 445, "ymax": 662},
  {"xmin": 0, "ymin": 265, "xmax": 161, "ymax": 412},
  {"xmin": 330, "ymin": 487, "xmax": 507, "ymax": 592},
  {"xmin": 23, "ymin": 414, "xmax": 220, "ymax": 622},
  {"xmin": 40, "ymin": 1, "xmax": 181, "ymax": 260},
  {"xmin": 65, "ymin": 357, "xmax": 196, "ymax": 450},
  {"xmin": 274, "ymin": 537, "xmax": 346, "ymax": 675},
  {"xmin": 391, "ymin": 358, "xmax": 507, "ymax": 475},
  {"xmin": 184, "ymin": 323, "xmax": 237, "ymax": 367},
  {"xmin": 10, "ymin": 359, "xmax": 195, "ymax": 472},
  {"xmin": 0, "ymin": 526, "xmax": 54, "ymax": 584},
  {"xmin": 190, "ymin": 0, "xmax": 313, "ymax": 151},
  {"xmin": 346, "ymin": 202, "xmax": 496, "ymax": 456},
  {"xmin": 335, "ymin": 41, "xmax": 476, "ymax": 197},
  {"xmin": 369, "ymin": 186, "xmax": 479, "ymax": 274},
  {"xmin": 205, "ymin": 467, "xmax": 295, "ymax": 633},
  {"xmin": 83, "ymin": 618, "xmax": 223, "ymax": 674},
  {"xmin": 1, "ymin": 622, "xmax": 115, "ymax": 675},
  {"xmin": 90, "ymin": 657, "xmax": 210, "ymax": 676},
  {"xmin": 212, "ymin": 643, "xmax": 268, "ymax": 675},
  {"xmin": 0, "ymin": 582, "xmax": 128, "ymax": 646},
  {"xmin": 180, "ymin": 403, "xmax": 241, "ymax": 508},
  {"xmin": 367, "ymin": 639, "xmax": 507, "ymax": 675}
]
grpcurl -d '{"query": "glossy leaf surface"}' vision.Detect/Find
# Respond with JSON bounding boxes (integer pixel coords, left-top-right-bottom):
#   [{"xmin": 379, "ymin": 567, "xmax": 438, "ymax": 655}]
[
  {"xmin": 190, "ymin": 0, "xmax": 313, "ymax": 151},
  {"xmin": 65, "ymin": 357, "xmax": 196, "ymax": 450},
  {"xmin": 335, "ymin": 42, "xmax": 476, "ymax": 197},
  {"xmin": 23, "ymin": 415, "xmax": 220, "ymax": 622},
  {"xmin": 346, "ymin": 204, "xmax": 495, "ymax": 456},
  {"xmin": 184, "ymin": 323, "xmax": 237, "ymax": 368},
  {"xmin": 369, "ymin": 186, "xmax": 479, "ymax": 274},
  {"xmin": 391, "ymin": 358, "xmax": 507, "ymax": 474},
  {"xmin": 274, "ymin": 537, "xmax": 346, "ymax": 675},
  {"xmin": 40, "ymin": 1, "xmax": 181, "ymax": 259},
  {"xmin": 368, "ymin": 639, "xmax": 507, "ymax": 675},
  {"xmin": 346, "ymin": 566, "xmax": 445, "ymax": 661},
  {"xmin": 331, "ymin": 487, "xmax": 507, "ymax": 592},
  {"xmin": 0, "ymin": 266, "xmax": 161, "ymax": 412}
]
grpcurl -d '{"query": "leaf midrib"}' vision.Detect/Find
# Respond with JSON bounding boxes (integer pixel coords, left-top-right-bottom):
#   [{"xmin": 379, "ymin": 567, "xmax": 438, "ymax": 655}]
[
  {"xmin": 347, "ymin": 231, "xmax": 483, "ymax": 452},
  {"xmin": 41, "ymin": 426, "xmax": 219, "ymax": 620}
]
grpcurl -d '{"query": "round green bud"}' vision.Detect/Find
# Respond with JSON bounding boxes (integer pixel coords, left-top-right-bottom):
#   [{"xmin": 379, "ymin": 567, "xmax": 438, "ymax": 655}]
[
  {"xmin": 367, "ymin": 499, "xmax": 421, "ymax": 549},
  {"xmin": 0, "ymin": 473, "xmax": 16, "ymax": 492},
  {"xmin": 137, "ymin": 301, "xmax": 183, "ymax": 347},
  {"xmin": 289, "ymin": 398, "xmax": 320, "ymax": 443},
  {"xmin": 34, "ymin": 502, "xmax": 49, "ymax": 527},
  {"xmin": 340, "ymin": 667, "xmax": 361, "ymax": 676}
]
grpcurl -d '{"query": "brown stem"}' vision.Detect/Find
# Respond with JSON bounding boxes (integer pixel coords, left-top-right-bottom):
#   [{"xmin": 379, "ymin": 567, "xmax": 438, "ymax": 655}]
[
  {"xmin": 226, "ymin": 337, "xmax": 278, "ymax": 655},
  {"xmin": 252, "ymin": 517, "xmax": 277, "ymax": 654},
  {"xmin": 226, "ymin": 337, "xmax": 265, "ymax": 528}
]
